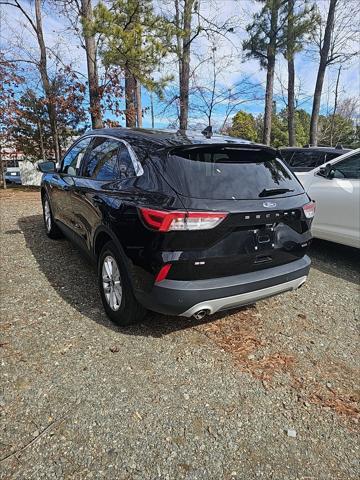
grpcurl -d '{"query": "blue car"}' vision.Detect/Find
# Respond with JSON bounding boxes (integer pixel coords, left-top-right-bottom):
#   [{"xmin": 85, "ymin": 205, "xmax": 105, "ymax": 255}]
[{"xmin": 5, "ymin": 168, "xmax": 22, "ymax": 185}]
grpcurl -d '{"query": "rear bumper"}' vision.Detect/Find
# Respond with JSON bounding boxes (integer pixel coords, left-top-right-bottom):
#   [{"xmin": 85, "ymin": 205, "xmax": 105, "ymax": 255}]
[{"xmin": 137, "ymin": 255, "xmax": 311, "ymax": 317}]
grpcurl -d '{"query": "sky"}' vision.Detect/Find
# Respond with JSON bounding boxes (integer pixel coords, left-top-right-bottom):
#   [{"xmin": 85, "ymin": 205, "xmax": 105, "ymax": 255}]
[{"xmin": 1, "ymin": 0, "xmax": 359, "ymax": 130}]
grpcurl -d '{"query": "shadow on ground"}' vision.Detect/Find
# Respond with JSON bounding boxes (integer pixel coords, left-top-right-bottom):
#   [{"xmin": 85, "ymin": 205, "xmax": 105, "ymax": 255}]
[
  {"xmin": 309, "ymin": 238, "xmax": 360, "ymax": 284},
  {"xmin": 16, "ymin": 214, "xmax": 239, "ymax": 337},
  {"xmin": 14, "ymin": 215, "xmax": 359, "ymax": 337}
]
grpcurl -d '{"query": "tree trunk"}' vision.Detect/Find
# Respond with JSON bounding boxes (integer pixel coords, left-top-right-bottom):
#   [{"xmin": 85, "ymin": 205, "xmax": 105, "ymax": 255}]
[
  {"xmin": 125, "ymin": 70, "xmax": 136, "ymax": 128},
  {"xmin": 135, "ymin": 80, "xmax": 142, "ymax": 128},
  {"xmin": 150, "ymin": 92, "xmax": 155, "ymax": 128},
  {"xmin": 329, "ymin": 65, "xmax": 341, "ymax": 146},
  {"xmin": 34, "ymin": 0, "xmax": 60, "ymax": 162},
  {"xmin": 287, "ymin": 0, "xmax": 296, "ymax": 146},
  {"xmin": 38, "ymin": 120, "xmax": 46, "ymax": 161},
  {"xmin": 309, "ymin": 0, "xmax": 337, "ymax": 146},
  {"xmin": 287, "ymin": 56, "xmax": 295, "ymax": 145},
  {"xmin": 179, "ymin": 0, "xmax": 194, "ymax": 131},
  {"xmin": 263, "ymin": 55, "xmax": 276, "ymax": 145},
  {"xmin": 263, "ymin": 1, "xmax": 279, "ymax": 145},
  {"xmin": 81, "ymin": 0, "xmax": 103, "ymax": 129},
  {"xmin": 0, "ymin": 146, "xmax": 6, "ymax": 190}
]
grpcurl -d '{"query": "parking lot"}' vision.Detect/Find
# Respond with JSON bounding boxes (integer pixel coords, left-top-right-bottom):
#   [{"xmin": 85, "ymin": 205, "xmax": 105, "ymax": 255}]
[{"xmin": 0, "ymin": 189, "xmax": 359, "ymax": 479}]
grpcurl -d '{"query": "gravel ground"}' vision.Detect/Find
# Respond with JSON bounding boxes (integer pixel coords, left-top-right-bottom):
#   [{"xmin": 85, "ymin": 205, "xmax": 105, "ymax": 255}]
[{"xmin": 0, "ymin": 189, "xmax": 359, "ymax": 480}]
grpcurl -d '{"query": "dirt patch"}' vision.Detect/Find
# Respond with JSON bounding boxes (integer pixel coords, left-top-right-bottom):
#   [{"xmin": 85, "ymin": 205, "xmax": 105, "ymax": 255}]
[
  {"xmin": 198, "ymin": 308, "xmax": 295, "ymax": 382},
  {"xmin": 197, "ymin": 301, "xmax": 359, "ymax": 426}
]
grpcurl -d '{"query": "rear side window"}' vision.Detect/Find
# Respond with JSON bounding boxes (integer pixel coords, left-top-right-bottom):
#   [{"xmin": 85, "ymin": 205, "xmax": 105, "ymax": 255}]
[
  {"xmin": 325, "ymin": 153, "xmax": 342, "ymax": 162},
  {"xmin": 118, "ymin": 145, "xmax": 136, "ymax": 178},
  {"xmin": 287, "ymin": 151, "xmax": 325, "ymax": 168},
  {"xmin": 279, "ymin": 150, "xmax": 293, "ymax": 163},
  {"xmin": 159, "ymin": 146, "xmax": 303, "ymax": 200}
]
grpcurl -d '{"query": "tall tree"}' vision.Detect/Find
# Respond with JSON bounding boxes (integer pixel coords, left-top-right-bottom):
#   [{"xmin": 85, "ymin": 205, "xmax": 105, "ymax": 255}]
[
  {"xmin": 1, "ymin": 0, "xmax": 62, "ymax": 161},
  {"xmin": 329, "ymin": 65, "xmax": 342, "ymax": 146},
  {"xmin": 190, "ymin": 44, "xmax": 260, "ymax": 130},
  {"xmin": 6, "ymin": 70, "xmax": 86, "ymax": 160},
  {"xmin": 160, "ymin": 1, "xmax": 234, "ymax": 129},
  {"xmin": 33, "ymin": 0, "xmax": 61, "ymax": 161},
  {"xmin": 52, "ymin": 0, "xmax": 103, "ymax": 128},
  {"xmin": 0, "ymin": 55, "xmax": 24, "ymax": 188},
  {"xmin": 286, "ymin": 0, "xmax": 296, "ymax": 146},
  {"xmin": 309, "ymin": 0, "xmax": 337, "ymax": 145},
  {"xmin": 175, "ymin": 0, "xmax": 195, "ymax": 130},
  {"xmin": 243, "ymin": 0, "xmax": 285, "ymax": 145},
  {"xmin": 282, "ymin": 0, "xmax": 317, "ymax": 145},
  {"xmin": 308, "ymin": 0, "xmax": 358, "ymax": 145},
  {"xmin": 81, "ymin": 0, "xmax": 103, "ymax": 129},
  {"xmin": 92, "ymin": 0, "xmax": 172, "ymax": 127},
  {"xmin": 2, "ymin": 65, "xmax": 86, "ymax": 160}
]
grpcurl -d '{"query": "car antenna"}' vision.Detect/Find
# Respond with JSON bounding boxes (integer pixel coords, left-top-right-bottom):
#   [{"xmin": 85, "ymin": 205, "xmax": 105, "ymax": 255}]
[{"xmin": 201, "ymin": 125, "xmax": 213, "ymax": 139}]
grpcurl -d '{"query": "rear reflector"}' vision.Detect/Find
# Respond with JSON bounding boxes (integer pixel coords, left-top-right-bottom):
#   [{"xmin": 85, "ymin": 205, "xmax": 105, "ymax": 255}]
[
  {"xmin": 155, "ymin": 264, "xmax": 172, "ymax": 283},
  {"xmin": 303, "ymin": 201, "xmax": 316, "ymax": 219},
  {"xmin": 139, "ymin": 208, "xmax": 228, "ymax": 231}
]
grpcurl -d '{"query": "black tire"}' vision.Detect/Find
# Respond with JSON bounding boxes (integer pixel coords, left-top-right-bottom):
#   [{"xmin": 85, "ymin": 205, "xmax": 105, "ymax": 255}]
[
  {"xmin": 42, "ymin": 194, "xmax": 63, "ymax": 239},
  {"xmin": 98, "ymin": 241, "xmax": 146, "ymax": 326}
]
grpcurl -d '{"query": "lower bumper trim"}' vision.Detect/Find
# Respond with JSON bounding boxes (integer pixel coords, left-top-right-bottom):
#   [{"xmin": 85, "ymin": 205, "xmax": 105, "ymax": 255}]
[{"xmin": 180, "ymin": 275, "xmax": 307, "ymax": 317}]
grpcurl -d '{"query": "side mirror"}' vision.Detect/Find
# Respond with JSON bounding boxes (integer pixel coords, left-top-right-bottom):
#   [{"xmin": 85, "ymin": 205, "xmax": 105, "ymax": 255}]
[
  {"xmin": 318, "ymin": 163, "xmax": 334, "ymax": 179},
  {"xmin": 37, "ymin": 161, "xmax": 56, "ymax": 173}
]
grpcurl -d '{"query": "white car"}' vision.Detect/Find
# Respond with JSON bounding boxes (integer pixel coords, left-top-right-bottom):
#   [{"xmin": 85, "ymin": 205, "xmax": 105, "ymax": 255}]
[{"xmin": 295, "ymin": 148, "xmax": 360, "ymax": 249}]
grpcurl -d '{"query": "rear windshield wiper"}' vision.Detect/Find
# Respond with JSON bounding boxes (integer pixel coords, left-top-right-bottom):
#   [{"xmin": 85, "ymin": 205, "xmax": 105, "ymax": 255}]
[{"xmin": 259, "ymin": 188, "xmax": 294, "ymax": 197}]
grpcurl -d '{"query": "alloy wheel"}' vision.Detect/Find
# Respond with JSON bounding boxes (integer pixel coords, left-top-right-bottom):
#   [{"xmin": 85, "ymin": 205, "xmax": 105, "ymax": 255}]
[
  {"xmin": 102, "ymin": 255, "xmax": 123, "ymax": 311},
  {"xmin": 44, "ymin": 200, "xmax": 51, "ymax": 232}
]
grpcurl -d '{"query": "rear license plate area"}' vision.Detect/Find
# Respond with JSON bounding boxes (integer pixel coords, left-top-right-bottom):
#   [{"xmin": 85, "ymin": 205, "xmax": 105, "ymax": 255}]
[{"xmin": 253, "ymin": 226, "xmax": 275, "ymax": 252}]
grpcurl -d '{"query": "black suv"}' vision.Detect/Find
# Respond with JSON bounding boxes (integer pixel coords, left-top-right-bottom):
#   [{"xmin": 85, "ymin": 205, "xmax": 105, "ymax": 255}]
[
  {"xmin": 39, "ymin": 128, "xmax": 313, "ymax": 325},
  {"xmin": 280, "ymin": 146, "xmax": 351, "ymax": 172}
]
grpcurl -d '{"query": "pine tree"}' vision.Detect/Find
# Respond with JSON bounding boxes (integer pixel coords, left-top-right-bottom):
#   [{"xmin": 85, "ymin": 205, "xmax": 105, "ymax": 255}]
[
  {"xmin": 92, "ymin": 0, "xmax": 173, "ymax": 127},
  {"xmin": 243, "ymin": 0, "xmax": 285, "ymax": 145},
  {"xmin": 227, "ymin": 111, "xmax": 258, "ymax": 141},
  {"xmin": 282, "ymin": 0, "xmax": 317, "ymax": 146}
]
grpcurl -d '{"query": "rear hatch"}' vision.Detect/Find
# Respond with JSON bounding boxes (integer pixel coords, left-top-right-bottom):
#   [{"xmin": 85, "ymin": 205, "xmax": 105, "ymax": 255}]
[
  {"xmin": 151, "ymin": 144, "xmax": 312, "ymax": 280},
  {"xmin": 164, "ymin": 144, "xmax": 304, "ymax": 201}
]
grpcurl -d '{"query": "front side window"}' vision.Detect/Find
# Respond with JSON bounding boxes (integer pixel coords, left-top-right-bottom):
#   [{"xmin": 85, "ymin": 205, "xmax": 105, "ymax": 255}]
[
  {"xmin": 332, "ymin": 154, "xmax": 360, "ymax": 180},
  {"xmin": 61, "ymin": 137, "xmax": 92, "ymax": 175},
  {"xmin": 83, "ymin": 137, "xmax": 137, "ymax": 180}
]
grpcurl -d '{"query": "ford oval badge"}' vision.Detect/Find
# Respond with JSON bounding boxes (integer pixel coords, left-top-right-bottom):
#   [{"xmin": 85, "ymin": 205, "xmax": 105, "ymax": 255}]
[{"xmin": 263, "ymin": 201, "xmax": 277, "ymax": 208}]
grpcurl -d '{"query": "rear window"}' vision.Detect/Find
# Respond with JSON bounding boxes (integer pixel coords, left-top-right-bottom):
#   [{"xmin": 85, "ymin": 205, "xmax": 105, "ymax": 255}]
[{"xmin": 159, "ymin": 146, "xmax": 303, "ymax": 200}]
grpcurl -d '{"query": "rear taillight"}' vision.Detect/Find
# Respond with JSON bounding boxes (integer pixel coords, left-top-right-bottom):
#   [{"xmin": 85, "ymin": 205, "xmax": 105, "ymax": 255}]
[
  {"xmin": 303, "ymin": 201, "xmax": 316, "ymax": 219},
  {"xmin": 139, "ymin": 208, "xmax": 228, "ymax": 231}
]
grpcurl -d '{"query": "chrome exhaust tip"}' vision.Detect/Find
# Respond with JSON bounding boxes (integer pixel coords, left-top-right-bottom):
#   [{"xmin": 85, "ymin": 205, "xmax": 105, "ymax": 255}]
[
  {"xmin": 297, "ymin": 277, "xmax": 307, "ymax": 289},
  {"xmin": 193, "ymin": 309, "xmax": 210, "ymax": 320}
]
